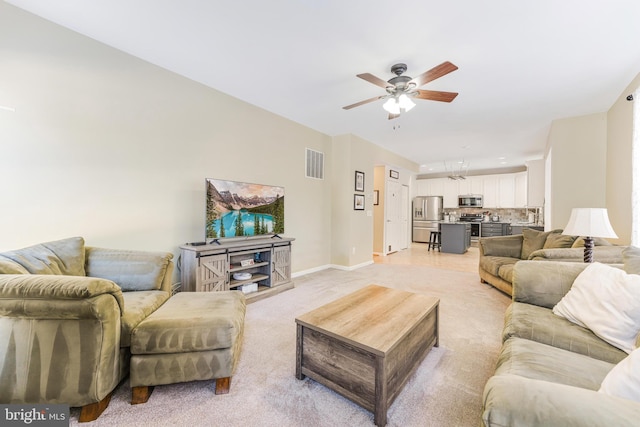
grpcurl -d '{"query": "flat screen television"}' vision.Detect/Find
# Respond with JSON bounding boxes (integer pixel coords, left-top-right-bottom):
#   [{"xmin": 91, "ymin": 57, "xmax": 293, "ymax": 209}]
[{"xmin": 205, "ymin": 178, "xmax": 284, "ymax": 241}]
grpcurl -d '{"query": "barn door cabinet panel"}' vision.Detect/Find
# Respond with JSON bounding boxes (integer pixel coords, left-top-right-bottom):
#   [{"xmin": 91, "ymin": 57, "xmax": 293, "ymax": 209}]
[
  {"xmin": 271, "ymin": 243, "xmax": 292, "ymax": 287},
  {"xmin": 180, "ymin": 237, "xmax": 294, "ymax": 303}
]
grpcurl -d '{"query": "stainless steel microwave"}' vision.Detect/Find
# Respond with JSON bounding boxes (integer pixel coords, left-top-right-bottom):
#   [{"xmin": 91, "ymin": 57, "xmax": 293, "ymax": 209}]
[{"xmin": 458, "ymin": 195, "xmax": 483, "ymax": 208}]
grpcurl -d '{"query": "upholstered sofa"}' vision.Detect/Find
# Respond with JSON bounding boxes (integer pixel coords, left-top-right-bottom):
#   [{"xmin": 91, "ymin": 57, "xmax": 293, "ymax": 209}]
[
  {"xmin": 479, "ymin": 228, "xmax": 625, "ymax": 295},
  {"xmin": 0, "ymin": 237, "xmax": 174, "ymax": 422},
  {"xmin": 482, "ymin": 255, "xmax": 640, "ymax": 426}
]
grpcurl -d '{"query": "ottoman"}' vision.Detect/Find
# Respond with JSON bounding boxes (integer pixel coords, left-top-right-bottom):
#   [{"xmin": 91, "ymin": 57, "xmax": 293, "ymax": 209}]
[{"xmin": 129, "ymin": 291, "xmax": 246, "ymax": 404}]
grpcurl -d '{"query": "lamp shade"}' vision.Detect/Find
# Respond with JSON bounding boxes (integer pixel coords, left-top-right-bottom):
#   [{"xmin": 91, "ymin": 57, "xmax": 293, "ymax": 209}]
[
  {"xmin": 382, "ymin": 98, "xmax": 400, "ymax": 114},
  {"xmin": 398, "ymin": 94, "xmax": 416, "ymax": 111},
  {"xmin": 562, "ymin": 208, "xmax": 618, "ymax": 239}
]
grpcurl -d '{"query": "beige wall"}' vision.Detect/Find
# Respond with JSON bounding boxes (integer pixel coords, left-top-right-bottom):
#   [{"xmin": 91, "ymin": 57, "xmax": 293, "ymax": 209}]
[
  {"xmin": 330, "ymin": 135, "xmax": 418, "ymax": 266},
  {"xmin": 0, "ymin": 3, "xmax": 418, "ymax": 275},
  {"xmin": 547, "ymin": 113, "xmax": 608, "ymax": 230},
  {"xmin": 606, "ymin": 73, "xmax": 640, "ymax": 245},
  {"xmin": 373, "ymin": 166, "xmax": 386, "ymax": 253}
]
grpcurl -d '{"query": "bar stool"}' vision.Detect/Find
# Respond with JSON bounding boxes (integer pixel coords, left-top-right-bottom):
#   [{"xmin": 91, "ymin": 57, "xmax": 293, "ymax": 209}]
[{"xmin": 428, "ymin": 231, "xmax": 441, "ymax": 252}]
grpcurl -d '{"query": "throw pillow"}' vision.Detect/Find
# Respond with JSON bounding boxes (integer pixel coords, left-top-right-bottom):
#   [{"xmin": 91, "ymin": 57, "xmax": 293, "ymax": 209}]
[
  {"xmin": 572, "ymin": 237, "xmax": 613, "ymax": 248},
  {"xmin": 623, "ymin": 246, "xmax": 640, "ymax": 275},
  {"xmin": 543, "ymin": 232, "xmax": 577, "ymax": 249},
  {"xmin": 0, "ymin": 237, "xmax": 86, "ymax": 276},
  {"xmin": 520, "ymin": 228, "xmax": 552, "ymax": 259},
  {"xmin": 553, "ymin": 262, "xmax": 640, "ymax": 353},
  {"xmin": 85, "ymin": 247, "xmax": 173, "ymax": 291},
  {"xmin": 480, "ymin": 237, "xmax": 522, "ymax": 258},
  {"xmin": 599, "ymin": 347, "xmax": 640, "ymax": 402}
]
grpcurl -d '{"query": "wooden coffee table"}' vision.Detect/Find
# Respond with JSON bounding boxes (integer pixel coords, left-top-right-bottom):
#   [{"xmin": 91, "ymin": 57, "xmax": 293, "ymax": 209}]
[{"xmin": 295, "ymin": 284, "xmax": 439, "ymax": 427}]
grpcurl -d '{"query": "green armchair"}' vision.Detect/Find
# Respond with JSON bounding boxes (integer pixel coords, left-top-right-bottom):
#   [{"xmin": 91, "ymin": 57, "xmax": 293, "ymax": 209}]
[{"xmin": 0, "ymin": 237, "xmax": 174, "ymax": 422}]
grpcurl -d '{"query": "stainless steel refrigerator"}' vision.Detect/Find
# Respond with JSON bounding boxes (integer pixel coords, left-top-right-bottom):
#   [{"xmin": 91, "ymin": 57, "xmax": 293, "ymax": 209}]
[{"xmin": 412, "ymin": 196, "xmax": 444, "ymax": 243}]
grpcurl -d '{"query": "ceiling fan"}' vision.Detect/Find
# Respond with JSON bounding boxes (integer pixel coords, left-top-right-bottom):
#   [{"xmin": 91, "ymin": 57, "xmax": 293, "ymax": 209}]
[{"xmin": 343, "ymin": 61, "xmax": 459, "ymax": 120}]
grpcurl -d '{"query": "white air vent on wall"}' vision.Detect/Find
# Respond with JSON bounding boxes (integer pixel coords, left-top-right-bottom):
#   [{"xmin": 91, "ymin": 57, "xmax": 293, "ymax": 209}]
[{"xmin": 305, "ymin": 148, "xmax": 324, "ymax": 179}]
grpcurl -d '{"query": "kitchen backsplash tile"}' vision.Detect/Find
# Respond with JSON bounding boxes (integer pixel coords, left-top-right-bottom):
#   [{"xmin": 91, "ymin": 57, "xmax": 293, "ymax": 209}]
[{"xmin": 443, "ymin": 207, "xmax": 544, "ymax": 225}]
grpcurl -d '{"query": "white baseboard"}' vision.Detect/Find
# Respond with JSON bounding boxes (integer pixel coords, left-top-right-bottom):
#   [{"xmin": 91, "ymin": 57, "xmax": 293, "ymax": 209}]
[
  {"xmin": 330, "ymin": 260, "xmax": 374, "ymax": 271},
  {"xmin": 292, "ymin": 264, "xmax": 331, "ymax": 278},
  {"xmin": 292, "ymin": 260, "xmax": 375, "ymax": 278}
]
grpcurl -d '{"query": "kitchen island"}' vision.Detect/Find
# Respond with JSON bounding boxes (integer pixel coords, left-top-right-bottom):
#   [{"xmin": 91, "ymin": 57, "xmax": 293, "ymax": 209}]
[{"xmin": 440, "ymin": 223, "xmax": 471, "ymax": 254}]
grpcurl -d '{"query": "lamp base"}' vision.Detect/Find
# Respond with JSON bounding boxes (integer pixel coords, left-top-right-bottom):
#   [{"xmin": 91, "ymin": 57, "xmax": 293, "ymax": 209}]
[{"xmin": 583, "ymin": 236, "xmax": 594, "ymax": 263}]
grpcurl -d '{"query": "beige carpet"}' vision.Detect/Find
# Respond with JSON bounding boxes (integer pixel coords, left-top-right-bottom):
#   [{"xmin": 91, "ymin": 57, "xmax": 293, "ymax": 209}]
[{"xmin": 70, "ymin": 259, "xmax": 510, "ymax": 426}]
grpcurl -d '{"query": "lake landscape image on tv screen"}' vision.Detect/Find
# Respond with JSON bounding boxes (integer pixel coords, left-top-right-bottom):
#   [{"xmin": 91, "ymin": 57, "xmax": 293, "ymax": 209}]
[{"xmin": 206, "ymin": 179, "xmax": 284, "ymax": 239}]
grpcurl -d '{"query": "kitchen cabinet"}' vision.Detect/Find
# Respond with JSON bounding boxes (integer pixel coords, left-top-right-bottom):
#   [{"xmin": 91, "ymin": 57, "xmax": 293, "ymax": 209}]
[
  {"xmin": 488, "ymin": 172, "xmax": 527, "ymax": 208},
  {"xmin": 443, "ymin": 179, "xmax": 459, "ymax": 208},
  {"xmin": 470, "ymin": 176, "xmax": 484, "ymax": 195},
  {"xmin": 482, "ymin": 176, "xmax": 498, "ymax": 208},
  {"xmin": 427, "ymin": 178, "xmax": 445, "ymax": 197},
  {"xmin": 481, "ymin": 222, "xmax": 508, "ymax": 237},
  {"xmin": 416, "ymin": 171, "xmax": 527, "ymax": 209},
  {"xmin": 441, "ymin": 223, "xmax": 471, "ymax": 254},
  {"xmin": 413, "ymin": 179, "xmax": 428, "ymax": 197},
  {"xmin": 457, "ymin": 176, "xmax": 483, "ymax": 196},
  {"xmin": 498, "ymin": 175, "xmax": 516, "ymax": 208},
  {"xmin": 526, "ymin": 159, "xmax": 545, "ymax": 207},
  {"xmin": 515, "ymin": 172, "xmax": 527, "ymax": 207}
]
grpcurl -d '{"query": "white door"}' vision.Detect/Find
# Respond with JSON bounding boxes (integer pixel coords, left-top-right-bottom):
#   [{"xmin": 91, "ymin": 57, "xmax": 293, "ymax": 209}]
[
  {"xmin": 401, "ymin": 184, "xmax": 409, "ymax": 249},
  {"xmin": 385, "ymin": 180, "xmax": 402, "ymax": 254}
]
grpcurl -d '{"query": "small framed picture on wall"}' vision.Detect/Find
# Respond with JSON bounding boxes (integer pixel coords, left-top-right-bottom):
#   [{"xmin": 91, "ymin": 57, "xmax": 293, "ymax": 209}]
[
  {"xmin": 354, "ymin": 194, "xmax": 365, "ymax": 210},
  {"xmin": 389, "ymin": 170, "xmax": 399, "ymax": 179},
  {"xmin": 355, "ymin": 171, "xmax": 365, "ymax": 192}
]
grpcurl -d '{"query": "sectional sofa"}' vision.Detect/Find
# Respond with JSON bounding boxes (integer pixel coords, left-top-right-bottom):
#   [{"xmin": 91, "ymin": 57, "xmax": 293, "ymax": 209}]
[
  {"xmin": 479, "ymin": 228, "xmax": 626, "ymax": 295},
  {"xmin": 482, "ymin": 255, "xmax": 640, "ymax": 426},
  {"xmin": 0, "ymin": 237, "xmax": 174, "ymax": 421}
]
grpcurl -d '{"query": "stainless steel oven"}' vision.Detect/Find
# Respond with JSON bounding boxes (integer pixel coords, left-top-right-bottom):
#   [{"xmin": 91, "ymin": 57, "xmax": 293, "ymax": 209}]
[
  {"xmin": 459, "ymin": 213, "xmax": 483, "ymax": 242},
  {"xmin": 458, "ymin": 195, "xmax": 483, "ymax": 208},
  {"xmin": 469, "ymin": 223, "xmax": 480, "ymax": 240}
]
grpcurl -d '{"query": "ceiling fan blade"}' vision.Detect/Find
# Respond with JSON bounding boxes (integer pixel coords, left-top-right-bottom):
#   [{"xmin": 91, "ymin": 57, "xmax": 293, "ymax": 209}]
[
  {"xmin": 410, "ymin": 61, "xmax": 458, "ymax": 87},
  {"xmin": 343, "ymin": 95, "xmax": 384, "ymax": 110},
  {"xmin": 388, "ymin": 113, "xmax": 400, "ymax": 120},
  {"xmin": 357, "ymin": 73, "xmax": 393, "ymax": 90},
  {"xmin": 415, "ymin": 90, "xmax": 459, "ymax": 103}
]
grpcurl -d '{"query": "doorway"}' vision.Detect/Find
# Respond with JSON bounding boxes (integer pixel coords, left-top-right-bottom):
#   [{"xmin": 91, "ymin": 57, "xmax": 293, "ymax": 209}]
[{"xmin": 385, "ymin": 179, "xmax": 407, "ymax": 254}]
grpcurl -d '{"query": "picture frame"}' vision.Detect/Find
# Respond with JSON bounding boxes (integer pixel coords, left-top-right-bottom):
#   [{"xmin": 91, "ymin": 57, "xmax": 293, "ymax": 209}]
[
  {"xmin": 355, "ymin": 171, "xmax": 365, "ymax": 192},
  {"xmin": 373, "ymin": 190, "xmax": 379, "ymax": 205},
  {"xmin": 389, "ymin": 170, "xmax": 399, "ymax": 179},
  {"xmin": 354, "ymin": 194, "xmax": 365, "ymax": 210}
]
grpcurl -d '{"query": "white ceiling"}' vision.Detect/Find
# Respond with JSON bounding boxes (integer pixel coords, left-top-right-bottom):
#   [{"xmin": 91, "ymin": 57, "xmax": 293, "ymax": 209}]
[{"xmin": 7, "ymin": 0, "xmax": 640, "ymax": 173}]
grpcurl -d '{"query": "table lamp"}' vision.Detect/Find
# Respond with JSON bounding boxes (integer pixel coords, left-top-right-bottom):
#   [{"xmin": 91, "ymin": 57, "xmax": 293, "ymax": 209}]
[{"xmin": 562, "ymin": 208, "xmax": 618, "ymax": 263}]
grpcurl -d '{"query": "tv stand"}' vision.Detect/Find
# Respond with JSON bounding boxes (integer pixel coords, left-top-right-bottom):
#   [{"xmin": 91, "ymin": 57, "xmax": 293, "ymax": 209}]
[
  {"xmin": 271, "ymin": 234, "xmax": 282, "ymax": 239},
  {"xmin": 179, "ymin": 237, "xmax": 294, "ymax": 303}
]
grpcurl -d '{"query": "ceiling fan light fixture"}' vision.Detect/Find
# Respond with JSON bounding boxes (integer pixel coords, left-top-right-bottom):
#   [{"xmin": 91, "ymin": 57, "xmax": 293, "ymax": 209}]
[
  {"xmin": 398, "ymin": 94, "xmax": 415, "ymax": 111},
  {"xmin": 383, "ymin": 98, "xmax": 401, "ymax": 115},
  {"xmin": 343, "ymin": 61, "xmax": 458, "ymax": 120}
]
